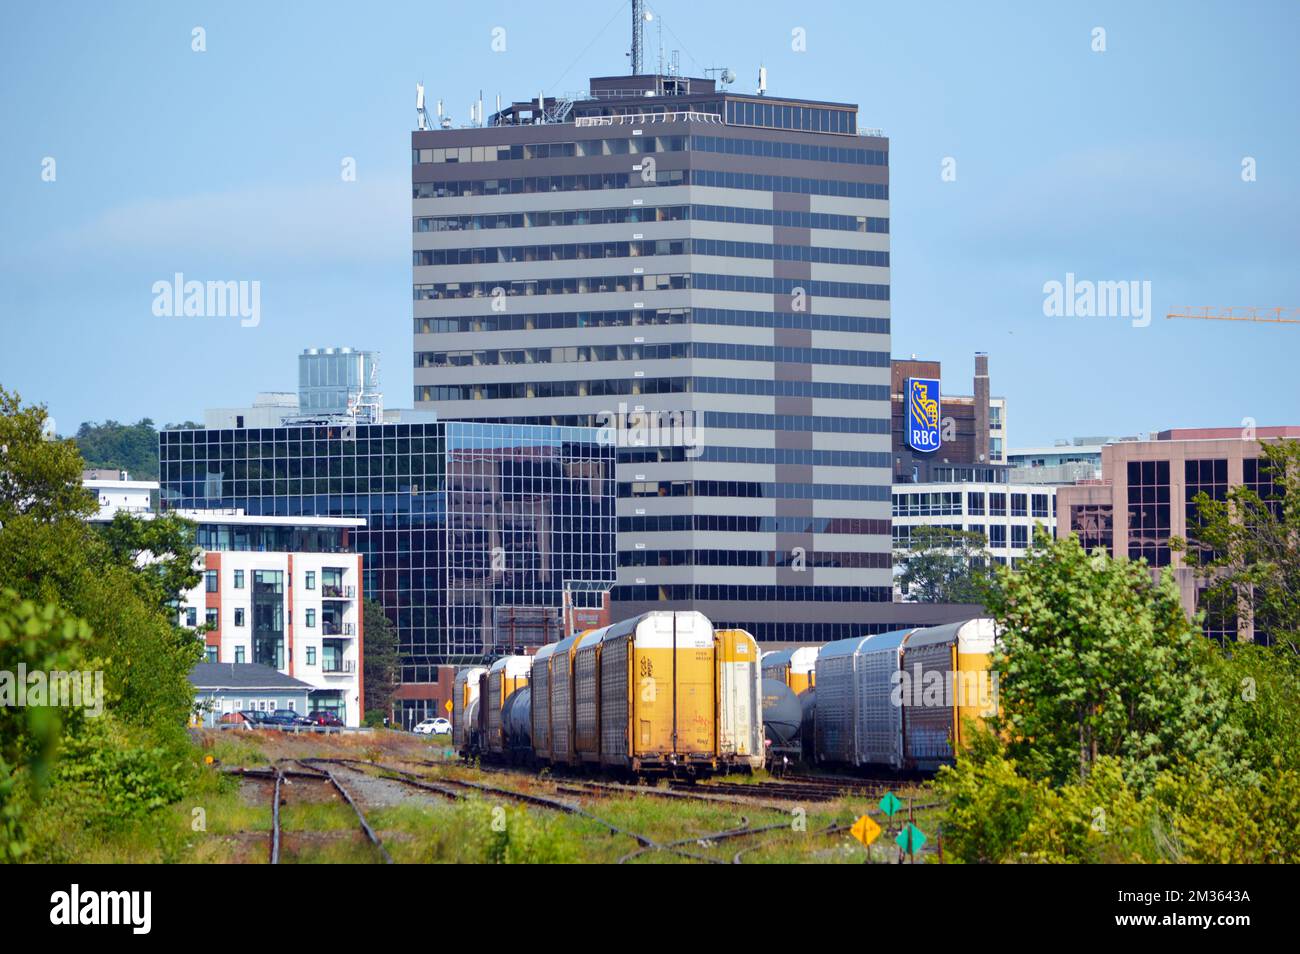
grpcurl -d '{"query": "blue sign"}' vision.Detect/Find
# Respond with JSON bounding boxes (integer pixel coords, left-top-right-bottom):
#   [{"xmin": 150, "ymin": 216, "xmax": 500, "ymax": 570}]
[{"xmin": 906, "ymin": 377, "xmax": 942, "ymax": 452}]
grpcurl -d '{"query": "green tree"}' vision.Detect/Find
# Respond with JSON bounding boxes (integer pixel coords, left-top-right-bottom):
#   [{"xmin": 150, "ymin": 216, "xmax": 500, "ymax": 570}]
[
  {"xmin": 0, "ymin": 590, "xmax": 93, "ymax": 861},
  {"xmin": 985, "ymin": 530, "xmax": 1240, "ymax": 792},
  {"xmin": 0, "ymin": 389, "xmax": 201, "ymax": 743},
  {"xmin": 72, "ymin": 419, "xmax": 160, "ymax": 481},
  {"xmin": 1174, "ymin": 438, "xmax": 1300, "ymax": 654},
  {"xmin": 893, "ymin": 525, "xmax": 993, "ymax": 603},
  {"xmin": 363, "ymin": 599, "xmax": 400, "ymax": 720}
]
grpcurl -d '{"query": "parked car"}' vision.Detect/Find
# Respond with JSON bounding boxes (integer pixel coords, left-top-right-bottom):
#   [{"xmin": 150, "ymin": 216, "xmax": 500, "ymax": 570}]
[
  {"xmin": 306, "ymin": 711, "xmax": 344, "ymax": 728},
  {"xmin": 414, "ymin": 717, "xmax": 452, "ymax": 736},
  {"xmin": 219, "ymin": 710, "xmax": 253, "ymax": 727},
  {"xmin": 239, "ymin": 709, "xmax": 270, "ymax": 728},
  {"xmin": 263, "ymin": 709, "xmax": 312, "ymax": 728}
]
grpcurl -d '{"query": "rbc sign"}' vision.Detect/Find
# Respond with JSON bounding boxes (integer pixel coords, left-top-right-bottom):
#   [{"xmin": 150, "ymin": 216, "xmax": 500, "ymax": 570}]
[{"xmin": 906, "ymin": 377, "xmax": 942, "ymax": 452}]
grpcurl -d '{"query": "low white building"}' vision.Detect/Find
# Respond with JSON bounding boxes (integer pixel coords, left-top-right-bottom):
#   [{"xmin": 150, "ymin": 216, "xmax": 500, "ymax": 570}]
[
  {"xmin": 892, "ymin": 480, "xmax": 1058, "ymax": 586},
  {"xmin": 80, "ymin": 475, "xmax": 368, "ymax": 726},
  {"xmin": 174, "ymin": 513, "xmax": 366, "ymax": 727},
  {"xmin": 83, "ymin": 470, "xmax": 156, "ymax": 519}
]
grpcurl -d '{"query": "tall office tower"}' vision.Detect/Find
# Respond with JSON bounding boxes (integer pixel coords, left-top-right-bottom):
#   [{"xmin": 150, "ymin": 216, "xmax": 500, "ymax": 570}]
[{"xmin": 412, "ymin": 70, "xmax": 893, "ymax": 643}]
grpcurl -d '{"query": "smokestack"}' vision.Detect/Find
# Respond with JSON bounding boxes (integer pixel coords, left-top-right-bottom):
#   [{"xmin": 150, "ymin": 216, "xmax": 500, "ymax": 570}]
[{"xmin": 974, "ymin": 353, "xmax": 990, "ymax": 463}]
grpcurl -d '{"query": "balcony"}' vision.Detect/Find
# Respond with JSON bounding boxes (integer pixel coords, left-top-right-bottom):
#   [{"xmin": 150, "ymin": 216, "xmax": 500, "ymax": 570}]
[
  {"xmin": 322, "ymin": 659, "xmax": 356, "ymax": 675},
  {"xmin": 322, "ymin": 622, "xmax": 356, "ymax": 637},
  {"xmin": 321, "ymin": 584, "xmax": 355, "ymax": 599}
]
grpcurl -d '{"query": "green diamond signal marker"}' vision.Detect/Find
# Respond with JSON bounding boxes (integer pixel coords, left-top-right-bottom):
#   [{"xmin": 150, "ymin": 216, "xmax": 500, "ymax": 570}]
[
  {"xmin": 895, "ymin": 822, "xmax": 927, "ymax": 855},
  {"xmin": 879, "ymin": 791, "xmax": 903, "ymax": 818}
]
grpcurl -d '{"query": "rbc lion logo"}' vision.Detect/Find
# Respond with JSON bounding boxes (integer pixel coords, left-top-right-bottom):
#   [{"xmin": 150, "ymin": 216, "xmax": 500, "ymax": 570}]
[{"xmin": 907, "ymin": 378, "xmax": 942, "ymax": 452}]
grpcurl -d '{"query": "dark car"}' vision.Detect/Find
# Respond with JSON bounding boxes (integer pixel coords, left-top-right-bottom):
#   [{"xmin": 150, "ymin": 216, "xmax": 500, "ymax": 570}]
[
  {"xmin": 263, "ymin": 709, "xmax": 312, "ymax": 728},
  {"xmin": 306, "ymin": 711, "xmax": 344, "ymax": 728},
  {"xmin": 238, "ymin": 709, "xmax": 270, "ymax": 727}
]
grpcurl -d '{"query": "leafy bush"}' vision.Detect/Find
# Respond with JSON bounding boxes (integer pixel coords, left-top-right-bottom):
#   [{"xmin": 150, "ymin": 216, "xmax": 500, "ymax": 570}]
[{"xmin": 53, "ymin": 717, "xmax": 191, "ymax": 820}]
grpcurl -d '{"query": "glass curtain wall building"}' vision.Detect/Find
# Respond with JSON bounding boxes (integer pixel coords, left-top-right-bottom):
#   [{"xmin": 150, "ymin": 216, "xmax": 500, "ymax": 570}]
[
  {"xmin": 412, "ymin": 72, "xmax": 893, "ymax": 643},
  {"xmin": 159, "ymin": 421, "xmax": 615, "ymax": 677}
]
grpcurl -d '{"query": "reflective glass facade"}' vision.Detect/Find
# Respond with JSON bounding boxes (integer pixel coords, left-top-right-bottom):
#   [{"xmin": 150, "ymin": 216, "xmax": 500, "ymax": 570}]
[{"xmin": 159, "ymin": 421, "xmax": 616, "ymax": 676}]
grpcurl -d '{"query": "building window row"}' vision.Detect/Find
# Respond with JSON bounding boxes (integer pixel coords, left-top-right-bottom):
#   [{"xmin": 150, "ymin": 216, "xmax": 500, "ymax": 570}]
[
  {"xmin": 618, "ymin": 514, "xmax": 890, "ymax": 535},
  {"xmin": 415, "ymin": 306, "xmax": 889, "ymax": 336},
  {"xmin": 612, "ymin": 584, "xmax": 892, "ymax": 603},
  {"xmin": 619, "ymin": 548, "xmax": 891, "ymax": 569},
  {"xmin": 723, "ymin": 99, "xmax": 858, "ymax": 135},
  {"xmin": 690, "ymin": 134, "xmax": 884, "ymax": 165},
  {"xmin": 417, "ymin": 375, "xmax": 887, "ymax": 404},
  {"xmin": 412, "ymin": 168, "xmax": 887, "ymax": 201},
  {"xmin": 616, "ymin": 445, "xmax": 890, "ymax": 468},
  {"xmin": 414, "ymin": 203, "xmax": 888, "ymax": 235},
  {"xmin": 413, "ymin": 272, "xmax": 889, "ymax": 302},
  {"xmin": 417, "ymin": 340, "xmax": 890, "ymax": 370},
  {"xmin": 620, "ymin": 479, "xmax": 889, "ymax": 501},
  {"xmin": 703, "ymin": 411, "xmax": 890, "ymax": 435},
  {"xmin": 414, "ymin": 169, "xmax": 687, "ymax": 199},
  {"xmin": 412, "ymin": 237, "xmax": 888, "ymax": 268},
  {"xmin": 413, "ymin": 135, "xmax": 688, "ymax": 165}
]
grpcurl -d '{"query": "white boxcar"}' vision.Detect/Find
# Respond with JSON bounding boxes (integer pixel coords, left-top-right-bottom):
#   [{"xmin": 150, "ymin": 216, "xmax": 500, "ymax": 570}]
[
  {"xmin": 529, "ymin": 643, "xmax": 557, "ymax": 762},
  {"xmin": 452, "ymin": 666, "xmax": 488, "ymax": 751},
  {"xmin": 716, "ymin": 628, "xmax": 764, "ymax": 771},
  {"xmin": 762, "ymin": 646, "xmax": 819, "ymax": 695}
]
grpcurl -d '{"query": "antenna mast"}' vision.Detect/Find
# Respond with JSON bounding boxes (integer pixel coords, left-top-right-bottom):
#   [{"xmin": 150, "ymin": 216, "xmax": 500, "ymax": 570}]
[{"xmin": 631, "ymin": 0, "xmax": 644, "ymax": 74}]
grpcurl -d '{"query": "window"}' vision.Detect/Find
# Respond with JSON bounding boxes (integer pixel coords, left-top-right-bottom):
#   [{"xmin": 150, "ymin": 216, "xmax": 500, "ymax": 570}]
[
  {"xmin": 305, "ymin": 571, "xmax": 316, "ymax": 591},
  {"xmin": 1011, "ymin": 525, "xmax": 1028, "ymax": 548},
  {"xmin": 989, "ymin": 525, "xmax": 1007, "ymax": 548},
  {"xmin": 235, "ymin": 646, "xmax": 246, "ymax": 664},
  {"xmin": 204, "ymin": 570, "xmax": 219, "ymax": 593},
  {"xmin": 205, "ymin": 646, "xmax": 218, "ymax": 663},
  {"xmin": 234, "ymin": 570, "xmax": 245, "ymax": 589},
  {"xmin": 1071, "ymin": 503, "xmax": 1114, "ymax": 555},
  {"xmin": 234, "ymin": 608, "xmax": 245, "ymax": 627},
  {"xmin": 306, "ymin": 647, "xmax": 317, "ymax": 666},
  {"xmin": 967, "ymin": 492, "xmax": 985, "ymax": 516},
  {"xmin": 205, "ymin": 607, "xmax": 218, "ymax": 629},
  {"xmin": 990, "ymin": 493, "xmax": 1007, "ymax": 517},
  {"xmin": 306, "ymin": 608, "xmax": 316, "ymax": 628},
  {"xmin": 1127, "ymin": 459, "xmax": 1171, "ymax": 566},
  {"xmin": 184, "ymin": 607, "xmax": 197, "ymax": 627},
  {"xmin": 1011, "ymin": 493, "xmax": 1027, "ymax": 517},
  {"xmin": 1032, "ymin": 494, "xmax": 1049, "ymax": 519}
]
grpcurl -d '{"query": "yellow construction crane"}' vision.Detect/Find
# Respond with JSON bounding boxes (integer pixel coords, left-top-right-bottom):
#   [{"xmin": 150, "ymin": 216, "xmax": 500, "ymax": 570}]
[{"xmin": 1166, "ymin": 307, "xmax": 1300, "ymax": 325}]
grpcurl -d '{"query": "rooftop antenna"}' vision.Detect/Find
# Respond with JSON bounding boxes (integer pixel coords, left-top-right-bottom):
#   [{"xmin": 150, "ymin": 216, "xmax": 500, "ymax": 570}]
[
  {"xmin": 631, "ymin": 0, "xmax": 645, "ymax": 74},
  {"xmin": 706, "ymin": 67, "xmax": 736, "ymax": 87},
  {"xmin": 416, "ymin": 82, "xmax": 428, "ymax": 131},
  {"xmin": 758, "ymin": 65, "xmax": 768, "ymax": 96}
]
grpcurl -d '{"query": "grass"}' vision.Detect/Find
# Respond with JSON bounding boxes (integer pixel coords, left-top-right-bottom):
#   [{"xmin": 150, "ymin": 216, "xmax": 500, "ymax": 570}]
[{"xmin": 19, "ymin": 728, "xmax": 945, "ymax": 863}]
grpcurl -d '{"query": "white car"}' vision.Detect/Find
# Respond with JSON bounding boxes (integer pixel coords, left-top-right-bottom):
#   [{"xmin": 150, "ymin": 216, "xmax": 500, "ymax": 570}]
[{"xmin": 414, "ymin": 717, "xmax": 451, "ymax": 736}]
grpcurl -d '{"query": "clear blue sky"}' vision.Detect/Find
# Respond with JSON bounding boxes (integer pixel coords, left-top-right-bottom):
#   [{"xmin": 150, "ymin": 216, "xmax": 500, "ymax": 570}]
[{"xmin": 2, "ymin": 0, "xmax": 1297, "ymax": 446}]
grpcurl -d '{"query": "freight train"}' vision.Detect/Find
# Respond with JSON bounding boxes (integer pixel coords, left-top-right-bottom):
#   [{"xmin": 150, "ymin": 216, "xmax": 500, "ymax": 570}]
[
  {"xmin": 765, "ymin": 619, "xmax": 998, "ymax": 772},
  {"xmin": 457, "ymin": 611, "xmax": 764, "ymax": 777},
  {"xmin": 454, "ymin": 614, "xmax": 997, "ymax": 778}
]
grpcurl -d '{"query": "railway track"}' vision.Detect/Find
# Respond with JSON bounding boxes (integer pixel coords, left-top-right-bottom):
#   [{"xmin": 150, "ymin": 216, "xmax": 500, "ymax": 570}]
[{"xmin": 228, "ymin": 761, "xmax": 393, "ymax": 864}]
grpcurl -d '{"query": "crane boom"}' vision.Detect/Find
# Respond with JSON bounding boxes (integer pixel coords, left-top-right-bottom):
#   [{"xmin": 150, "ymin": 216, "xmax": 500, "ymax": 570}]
[{"xmin": 1166, "ymin": 307, "xmax": 1300, "ymax": 325}]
